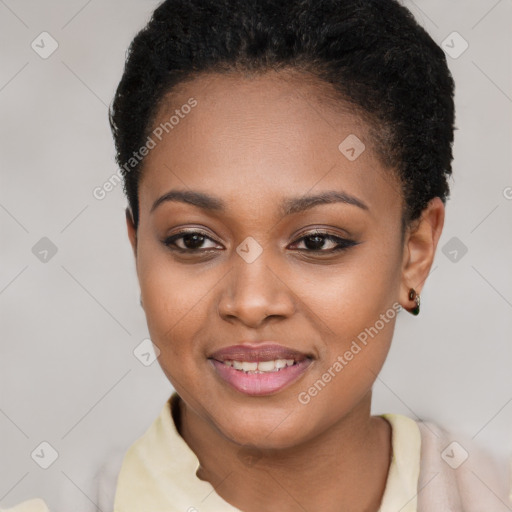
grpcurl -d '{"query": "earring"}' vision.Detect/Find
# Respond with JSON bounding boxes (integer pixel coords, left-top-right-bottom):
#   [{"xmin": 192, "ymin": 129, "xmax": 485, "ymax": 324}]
[
  {"xmin": 139, "ymin": 295, "xmax": 144, "ymax": 309},
  {"xmin": 407, "ymin": 288, "xmax": 420, "ymax": 316}
]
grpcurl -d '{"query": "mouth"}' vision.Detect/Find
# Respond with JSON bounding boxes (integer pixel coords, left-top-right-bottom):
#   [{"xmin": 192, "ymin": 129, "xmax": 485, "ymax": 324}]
[
  {"xmin": 208, "ymin": 343, "xmax": 313, "ymax": 396},
  {"xmin": 219, "ymin": 358, "xmax": 302, "ymax": 373}
]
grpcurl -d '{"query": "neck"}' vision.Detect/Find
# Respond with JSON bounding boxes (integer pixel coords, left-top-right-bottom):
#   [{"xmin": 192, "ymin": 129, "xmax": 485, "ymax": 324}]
[{"xmin": 178, "ymin": 391, "xmax": 392, "ymax": 512}]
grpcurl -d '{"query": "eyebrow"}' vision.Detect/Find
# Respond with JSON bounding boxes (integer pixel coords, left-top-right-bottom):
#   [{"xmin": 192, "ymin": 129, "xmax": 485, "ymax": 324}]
[{"xmin": 150, "ymin": 189, "xmax": 369, "ymax": 215}]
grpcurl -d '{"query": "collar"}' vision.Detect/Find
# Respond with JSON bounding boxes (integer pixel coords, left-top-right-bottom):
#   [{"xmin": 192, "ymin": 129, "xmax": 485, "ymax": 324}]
[
  {"xmin": 378, "ymin": 412, "xmax": 421, "ymax": 512},
  {"xmin": 114, "ymin": 393, "xmax": 421, "ymax": 512}
]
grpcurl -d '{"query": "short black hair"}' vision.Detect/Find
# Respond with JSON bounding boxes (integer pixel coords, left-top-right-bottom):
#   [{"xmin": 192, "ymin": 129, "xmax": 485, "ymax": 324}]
[{"xmin": 109, "ymin": 0, "xmax": 456, "ymax": 230}]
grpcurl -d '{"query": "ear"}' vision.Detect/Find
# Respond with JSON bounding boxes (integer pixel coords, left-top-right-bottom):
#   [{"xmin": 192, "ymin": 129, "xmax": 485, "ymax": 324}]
[
  {"xmin": 125, "ymin": 207, "xmax": 137, "ymax": 258},
  {"xmin": 400, "ymin": 197, "xmax": 445, "ymax": 309}
]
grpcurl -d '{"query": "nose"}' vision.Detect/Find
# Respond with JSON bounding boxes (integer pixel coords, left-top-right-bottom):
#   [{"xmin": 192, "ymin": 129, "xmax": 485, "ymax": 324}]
[{"xmin": 217, "ymin": 251, "xmax": 296, "ymax": 328}]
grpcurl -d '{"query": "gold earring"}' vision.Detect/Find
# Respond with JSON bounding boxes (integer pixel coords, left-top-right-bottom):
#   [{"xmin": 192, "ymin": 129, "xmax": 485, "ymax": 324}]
[{"xmin": 407, "ymin": 288, "xmax": 420, "ymax": 315}]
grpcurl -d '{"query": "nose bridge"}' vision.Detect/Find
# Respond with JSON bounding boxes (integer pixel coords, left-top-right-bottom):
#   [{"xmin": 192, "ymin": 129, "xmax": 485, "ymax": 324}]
[{"xmin": 218, "ymin": 240, "xmax": 294, "ymax": 325}]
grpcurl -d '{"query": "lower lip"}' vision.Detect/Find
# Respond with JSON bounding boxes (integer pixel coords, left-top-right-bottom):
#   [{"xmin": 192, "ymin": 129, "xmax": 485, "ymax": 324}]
[{"xmin": 209, "ymin": 359, "xmax": 312, "ymax": 396}]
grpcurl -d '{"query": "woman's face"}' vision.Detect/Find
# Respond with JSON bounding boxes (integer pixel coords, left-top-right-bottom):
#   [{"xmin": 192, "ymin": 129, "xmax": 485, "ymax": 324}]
[{"xmin": 128, "ymin": 71, "xmax": 416, "ymax": 449}]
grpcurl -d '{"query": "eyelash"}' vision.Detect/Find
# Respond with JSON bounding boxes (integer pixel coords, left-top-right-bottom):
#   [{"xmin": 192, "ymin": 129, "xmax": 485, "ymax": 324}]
[{"xmin": 162, "ymin": 229, "xmax": 358, "ymax": 254}]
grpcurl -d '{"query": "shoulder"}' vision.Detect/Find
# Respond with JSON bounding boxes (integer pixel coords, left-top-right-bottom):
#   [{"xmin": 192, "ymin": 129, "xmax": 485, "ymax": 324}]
[
  {"xmin": 94, "ymin": 395, "xmax": 178, "ymax": 510},
  {"xmin": 0, "ymin": 499, "xmax": 50, "ymax": 512},
  {"xmin": 415, "ymin": 418, "xmax": 512, "ymax": 511}
]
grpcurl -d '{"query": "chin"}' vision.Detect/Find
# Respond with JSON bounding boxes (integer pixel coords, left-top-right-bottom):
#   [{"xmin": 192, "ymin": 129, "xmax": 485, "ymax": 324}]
[{"xmin": 211, "ymin": 400, "xmax": 318, "ymax": 450}]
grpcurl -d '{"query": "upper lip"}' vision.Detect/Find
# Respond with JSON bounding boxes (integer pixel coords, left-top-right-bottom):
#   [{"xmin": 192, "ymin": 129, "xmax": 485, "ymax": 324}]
[{"xmin": 208, "ymin": 343, "xmax": 312, "ymax": 363}]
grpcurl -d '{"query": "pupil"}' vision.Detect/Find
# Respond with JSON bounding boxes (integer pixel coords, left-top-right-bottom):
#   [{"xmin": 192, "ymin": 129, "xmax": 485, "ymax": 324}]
[
  {"xmin": 184, "ymin": 233, "xmax": 204, "ymax": 249},
  {"xmin": 305, "ymin": 235, "xmax": 324, "ymax": 250}
]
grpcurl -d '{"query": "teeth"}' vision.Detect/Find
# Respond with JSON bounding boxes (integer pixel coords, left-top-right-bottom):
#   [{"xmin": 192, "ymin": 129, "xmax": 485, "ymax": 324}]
[
  {"xmin": 257, "ymin": 360, "xmax": 276, "ymax": 372},
  {"xmin": 223, "ymin": 358, "xmax": 298, "ymax": 373}
]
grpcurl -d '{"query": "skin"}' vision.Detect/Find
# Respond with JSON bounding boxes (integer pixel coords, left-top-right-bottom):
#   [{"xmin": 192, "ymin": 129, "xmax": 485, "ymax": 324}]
[{"xmin": 126, "ymin": 70, "xmax": 445, "ymax": 512}]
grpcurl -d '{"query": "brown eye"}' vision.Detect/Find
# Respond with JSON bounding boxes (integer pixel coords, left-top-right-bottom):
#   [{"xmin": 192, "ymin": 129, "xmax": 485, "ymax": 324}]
[
  {"xmin": 290, "ymin": 231, "xmax": 358, "ymax": 252},
  {"xmin": 163, "ymin": 230, "xmax": 221, "ymax": 252}
]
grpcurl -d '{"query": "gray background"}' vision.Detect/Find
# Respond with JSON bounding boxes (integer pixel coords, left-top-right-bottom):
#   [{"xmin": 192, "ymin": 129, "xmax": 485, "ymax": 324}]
[{"xmin": 1, "ymin": 1, "xmax": 511, "ymax": 510}]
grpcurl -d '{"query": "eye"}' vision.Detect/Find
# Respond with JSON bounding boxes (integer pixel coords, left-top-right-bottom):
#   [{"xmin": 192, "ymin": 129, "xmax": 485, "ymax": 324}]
[
  {"xmin": 289, "ymin": 230, "xmax": 358, "ymax": 253},
  {"xmin": 163, "ymin": 229, "xmax": 222, "ymax": 252},
  {"xmin": 162, "ymin": 228, "xmax": 358, "ymax": 254}
]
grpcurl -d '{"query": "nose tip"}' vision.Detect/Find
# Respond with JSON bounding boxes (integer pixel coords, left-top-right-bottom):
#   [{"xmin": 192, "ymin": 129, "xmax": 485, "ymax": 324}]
[{"xmin": 217, "ymin": 259, "xmax": 295, "ymax": 327}]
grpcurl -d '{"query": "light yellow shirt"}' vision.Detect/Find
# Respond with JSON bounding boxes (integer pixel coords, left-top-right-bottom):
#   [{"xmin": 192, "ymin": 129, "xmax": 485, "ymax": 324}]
[
  {"xmin": 0, "ymin": 395, "xmax": 422, "ymax": 512},
  {"xmin": 113, "ymin": 393, "xmax": 421, "ymax": 512},
  {"xmin": 0, "ymin": 499, "xmax": 49, "ymax": 512},
  {"xmin": 6, "ymin": 393, "xmax": 510, "ymax": 511}
]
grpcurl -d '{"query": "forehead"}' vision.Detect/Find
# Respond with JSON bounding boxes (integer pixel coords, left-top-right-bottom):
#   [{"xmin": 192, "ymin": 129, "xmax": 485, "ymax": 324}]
[{"xmin": 138, "ymin": 70, "xmax": 402, "ymax": 221}]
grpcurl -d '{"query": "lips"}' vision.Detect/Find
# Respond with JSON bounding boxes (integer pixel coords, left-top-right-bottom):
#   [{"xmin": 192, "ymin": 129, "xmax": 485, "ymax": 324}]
[
  {"xmin": 208, "ymin": 343, "xmax": 311, "ymax": 363},
  {"xmin": 208, "ymin": 342, "xmax": 313, "ymax": 396}
]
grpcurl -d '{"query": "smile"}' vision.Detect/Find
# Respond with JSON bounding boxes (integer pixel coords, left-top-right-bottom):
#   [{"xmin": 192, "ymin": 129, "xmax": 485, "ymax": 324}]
[
  {"xmin": 209, "ymin": 357, "xmax": 312, "ymax": 396},
  {"xmin": 221, "ymin": 358, "xmax": 297, "ymax": 373}
]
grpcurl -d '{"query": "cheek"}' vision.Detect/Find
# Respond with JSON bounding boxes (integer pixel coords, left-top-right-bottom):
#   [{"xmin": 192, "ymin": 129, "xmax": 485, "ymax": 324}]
[
  {"xmin": 297, "ymin": 235, "xmax": 402, "ymax": 341},
  {"xmin": 292, "ymin": 236, "xmax": 402, "ymax": 399},
  {"xmin": 293, "ymin": 300, "xmax": 398, "ymax": 439},
  {"xmin": 136, "ymin": 236, "xmax": 209, "ymax": 358}
]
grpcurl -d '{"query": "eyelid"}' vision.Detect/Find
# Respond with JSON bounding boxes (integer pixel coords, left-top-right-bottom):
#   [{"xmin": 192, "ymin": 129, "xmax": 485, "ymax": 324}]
[
  {"xmin": 171, "ymin": 227, "xmax": 218, "ymax": 239},
  {"xmin": 292, "ymin": 225, "xmax": 353, "ymax": 239}
]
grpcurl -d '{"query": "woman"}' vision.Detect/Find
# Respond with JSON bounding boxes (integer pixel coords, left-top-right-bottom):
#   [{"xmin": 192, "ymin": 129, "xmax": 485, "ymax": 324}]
[
  {"xmin": 101, "ymin": 0, "xmax": 511, "ymax": 511},
  {"xmin": 7, "ymin": 0, "xmax": 509, "ymax": 511}
]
